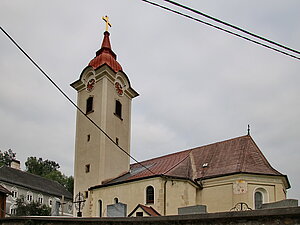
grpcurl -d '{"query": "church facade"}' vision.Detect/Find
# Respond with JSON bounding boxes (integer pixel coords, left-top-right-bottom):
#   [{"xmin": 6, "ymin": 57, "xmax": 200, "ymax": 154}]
[{"xmin": 71, "ymin": 29, "xmax": 290, "ymax": 217}]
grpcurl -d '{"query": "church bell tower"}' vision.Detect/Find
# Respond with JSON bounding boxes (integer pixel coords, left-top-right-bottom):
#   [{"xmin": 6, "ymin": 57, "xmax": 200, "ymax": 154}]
[{"xmin": 71, "ymin": 18, "xmax": 138, "ymax": 215}]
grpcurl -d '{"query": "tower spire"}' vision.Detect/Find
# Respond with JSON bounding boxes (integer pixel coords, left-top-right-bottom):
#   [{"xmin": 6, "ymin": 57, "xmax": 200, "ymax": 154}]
[{"xmin": 88, "ymin": 19, "xmax": 122, "ymax": 72}]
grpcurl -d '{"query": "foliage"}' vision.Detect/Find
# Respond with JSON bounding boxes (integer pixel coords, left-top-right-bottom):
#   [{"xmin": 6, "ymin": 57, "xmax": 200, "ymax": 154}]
[
  {"xmin": 25, "ymin": 157, "xmax": 74, "ymax": 194},
  {"xmin": 15, "ymin": 197, "xmax": 51, "ymax": 216},
  {"xmin": 25, "ymin": 157, "xmax": 60, "ymax": 177},
  {"xmin": 0, "ymin": 149, "xmax": 16, "ymax": 167}
]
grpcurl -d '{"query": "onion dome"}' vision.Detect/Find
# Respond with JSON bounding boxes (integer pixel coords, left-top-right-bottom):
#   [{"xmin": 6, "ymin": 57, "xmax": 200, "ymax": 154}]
[{"xmin": 88, "ymin": 31, "xmax": 122, "ymax": 72}]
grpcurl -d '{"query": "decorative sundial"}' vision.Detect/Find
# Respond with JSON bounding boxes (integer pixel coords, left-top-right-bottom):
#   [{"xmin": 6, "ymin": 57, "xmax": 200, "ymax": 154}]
[{"xmin": 73, "ymin": 192, "xmax": 86, "ymax": 217}]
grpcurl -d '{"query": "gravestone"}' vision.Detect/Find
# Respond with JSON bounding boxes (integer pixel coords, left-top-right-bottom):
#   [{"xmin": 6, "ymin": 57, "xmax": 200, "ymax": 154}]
[
  {"xmin": 51, "ymin": 198, "xmax": 60, "ymax": 216},
  {"xmin": 107, "ymin": 202, "xmax": 127, "ymax": 217},
  {"xmin": 178, "ymin": 205, "xmax": 207, "ymax": 215},
  {"xmin": 261, "ymin": 199, "xmax": 298, "ymax": 209}
]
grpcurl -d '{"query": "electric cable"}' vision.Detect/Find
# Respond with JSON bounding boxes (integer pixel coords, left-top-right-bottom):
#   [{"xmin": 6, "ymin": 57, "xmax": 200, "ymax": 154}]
[
  {"xmin": 0, "ymin": 26, "xmax": 155, "ymax": 175},
  {"xmin": 162, "ymin": 0, "xmax": 300, "ymax": 55},
  {"xmin": 141, "ymin": 0, "xmax": 300, "ymax": 60}
]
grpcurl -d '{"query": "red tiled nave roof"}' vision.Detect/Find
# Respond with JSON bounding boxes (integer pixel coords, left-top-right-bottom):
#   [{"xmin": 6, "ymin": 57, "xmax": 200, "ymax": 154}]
[{"xmin": 93, "ymin": 135, "xmax": 288, "ymax": 189}]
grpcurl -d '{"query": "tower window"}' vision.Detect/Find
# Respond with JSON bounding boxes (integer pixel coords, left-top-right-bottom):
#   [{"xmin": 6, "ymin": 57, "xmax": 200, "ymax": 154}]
[
  {"xmin": 114, "ymin": 197, "xmax": 119, "ymax": 204},
  {"xmin": 115, "ymin": 100, "xmax": 122, "ymax": 119},
  {"xmin": 146, "ymin": 186, "xmax": 154, "ymax": 204},
  {"xmin": 87, "ymin": 134, "xmax": 91, "ymax": 142},
  {"xmin": 116, "ymin": 137, "xmax": 119, "ymax": 145},
  {"xmin": 86, "ymin": 96, "xmax": 94, "ymax": 114},
  {"xmin": 85, "ymin": 164, "xmax": 90, "ymax": 173}
]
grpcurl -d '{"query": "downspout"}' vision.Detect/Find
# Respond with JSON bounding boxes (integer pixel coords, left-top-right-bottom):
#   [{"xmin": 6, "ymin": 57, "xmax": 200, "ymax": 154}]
[{"xmin": 163, "ymin": 177, "xmax": 168, "ymax": 216}]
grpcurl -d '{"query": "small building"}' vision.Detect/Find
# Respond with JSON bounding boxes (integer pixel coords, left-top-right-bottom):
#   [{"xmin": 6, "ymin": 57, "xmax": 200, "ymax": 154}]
[
  {"xmin": 128, "ymin": 204, "xmax": 161, "ymax": 217},
  {"xmin": 0, "ymin": 160, "xmax": 73, "ymax": 216},
  {"xmin": 0, "ymin": 185, "xmax": 11, "ymax": 218}
]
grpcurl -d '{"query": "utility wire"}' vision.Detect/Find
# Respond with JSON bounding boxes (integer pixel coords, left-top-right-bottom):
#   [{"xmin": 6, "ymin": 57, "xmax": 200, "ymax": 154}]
[
  {"xmin": 162, "ymin": 0, "xmax": 300, "ymax": 55},
  {"xmin": 141, "ymin": 0, "xmax": 300, "ymax": 60},
  {"xmin": 0, "ymin": 26, "xmax": 155, "ymax": 175}
]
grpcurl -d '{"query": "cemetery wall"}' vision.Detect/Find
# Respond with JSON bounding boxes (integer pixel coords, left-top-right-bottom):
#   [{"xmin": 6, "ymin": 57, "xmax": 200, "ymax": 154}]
[{"xmin": 0, "ymin": 207, "xmax": 300, "ymax": 225}]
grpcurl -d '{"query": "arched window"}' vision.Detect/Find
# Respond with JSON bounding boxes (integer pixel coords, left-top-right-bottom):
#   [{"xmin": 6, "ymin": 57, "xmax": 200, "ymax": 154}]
[
  {"xmin": 98, "ymin": 200, "xmax": 102, "ymax": 217},
  {"xmin": 254, "ymin": 191, "xmax": 263, "ymax": 209},
  {"xmin": 146, "ymin": 186, "xmax": 154, "ymax": 204},
  {"xmin": 114, "ymin": 197, "xmax": 119, "ymax": 204},
  {"xmin": 11, "ymin": 187, "xmax": 18, "ymax": 200},
  {"xmin": 10, "ymin": 204, "xmax": 17, "ymax": 215},
  {"xmin": 86, "ymin": 96, "xmax": 93, "ymax": 114},
  {"xmin": 26, "ymin": 191, "xmax": 33, "ymax": 203},
  {"xmin": 37, "ymin": 194, "xmax": 43, "ymax": 204},
  {"xmin": 254, "ymin": 188, "xmax": 268, "ymax": 209}
]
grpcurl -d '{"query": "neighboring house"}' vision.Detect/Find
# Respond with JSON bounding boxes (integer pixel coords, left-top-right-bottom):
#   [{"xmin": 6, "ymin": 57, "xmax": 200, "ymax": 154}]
[
  {"xmin": 72, "ymin": 28, "xmax": 290, "ymax": 217},
  {"xmin": 0, "ymin": 185, "xmax": 11, "ymax": 218},
  {"xmin": 0, "ymin": 160, "xmax": 73, "ymax": 216}
]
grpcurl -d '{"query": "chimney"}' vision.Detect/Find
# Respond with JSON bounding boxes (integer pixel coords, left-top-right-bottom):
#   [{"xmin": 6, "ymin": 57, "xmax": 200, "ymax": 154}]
[{"xmin": 10, "ymin": 159, "xmax": 21, "ymax": 170}]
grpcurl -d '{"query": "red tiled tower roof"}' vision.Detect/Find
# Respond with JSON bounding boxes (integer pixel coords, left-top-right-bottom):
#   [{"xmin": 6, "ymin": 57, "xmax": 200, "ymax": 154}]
[{"xmin": 88, "ymin": 31, "xmax": 122, "ymax": 72}]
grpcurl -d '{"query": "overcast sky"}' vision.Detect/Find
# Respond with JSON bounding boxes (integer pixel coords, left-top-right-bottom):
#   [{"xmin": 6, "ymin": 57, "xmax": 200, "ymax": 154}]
[{"xmin": 1, "ymin": 0, "xmax": 299, "ymax": 200}]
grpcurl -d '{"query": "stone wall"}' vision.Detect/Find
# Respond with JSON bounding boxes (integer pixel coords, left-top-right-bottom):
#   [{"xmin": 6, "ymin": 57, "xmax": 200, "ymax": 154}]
[{"xmin": 0, "ymin": 207, "xmax": 300, "ymax": 225}]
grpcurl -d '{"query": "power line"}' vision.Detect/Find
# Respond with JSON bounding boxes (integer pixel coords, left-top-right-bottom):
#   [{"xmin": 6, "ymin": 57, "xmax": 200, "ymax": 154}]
[
  {"xmin": 141, "ymin": 0, "xmax": 300, "ymax": 60},
  {"xmin": 0, "ymin": 26, "xmax": 155, "ymax": 175},
  {"xmin": 162, "ymin": 0, "xmax": 300, "ymax": 55}
]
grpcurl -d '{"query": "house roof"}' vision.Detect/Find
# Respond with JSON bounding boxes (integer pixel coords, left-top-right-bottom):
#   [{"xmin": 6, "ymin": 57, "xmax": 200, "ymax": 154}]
[
  {"xmin": 0, "ymin": 184, "xmax": 11, "ymax": 195},
  {"xmin": 90, "ymin": 135, "xmax": 289, "ymax": 190},
  {"xmin": 128, "ymin": 204, "xmax": 161, "ymax": 217},
  {"xmin": 0, "ymin": 166, "xmax": 72, "ymax": 199}
]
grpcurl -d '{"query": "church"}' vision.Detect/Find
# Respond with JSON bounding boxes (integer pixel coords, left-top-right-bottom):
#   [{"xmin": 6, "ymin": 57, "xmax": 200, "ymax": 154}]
[{"xmin": 71, "ymin": 18, "xmax": 290, "ymax": 217}]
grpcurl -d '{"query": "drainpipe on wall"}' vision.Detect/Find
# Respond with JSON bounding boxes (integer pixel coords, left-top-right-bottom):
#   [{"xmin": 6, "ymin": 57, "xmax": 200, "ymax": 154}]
[{"xmin": 163, "ymin": 177, "xmax": 168, "ymax": 216}]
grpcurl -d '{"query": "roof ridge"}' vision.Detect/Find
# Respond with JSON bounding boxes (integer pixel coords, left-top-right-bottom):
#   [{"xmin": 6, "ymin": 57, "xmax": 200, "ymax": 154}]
[
  {"xmin": 247, "ymin": 136, "xmax": 283, "ymax": 175},
  {"xmin": 162, "ymin": 149, "xmax": 192, "ymax": 175},
  {"xmin": 236, "ymin": 136, "xmax": 248, "ymax": 172}
]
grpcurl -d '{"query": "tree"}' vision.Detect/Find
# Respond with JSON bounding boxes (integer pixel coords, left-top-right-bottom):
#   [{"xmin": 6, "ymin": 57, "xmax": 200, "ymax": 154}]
[
  {"xmin": 0, "ymin": 149, "xmax": 16, "ymax": 167},
  {"xmin": 25, "ymin": 157, "xmax": 60, "ymax": 177},
  {"xmin": 25, "ymin": 157, "xmax": 74, "ymax": 194},
  {"xmin": 64, "ymin": 175, "xmax": 74, "ymax": 195},
  {"xmin": 15, "ymin": 197, "xmax": 51, "ymax": 216}
]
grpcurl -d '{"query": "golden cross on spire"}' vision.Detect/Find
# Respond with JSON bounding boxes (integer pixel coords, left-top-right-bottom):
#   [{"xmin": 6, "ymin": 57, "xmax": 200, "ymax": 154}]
[{"xmin": 102, "ymin": 15, "xmax": 112, "ymax": 32}]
